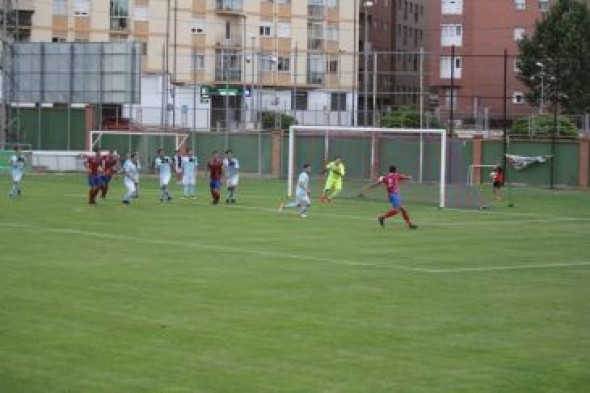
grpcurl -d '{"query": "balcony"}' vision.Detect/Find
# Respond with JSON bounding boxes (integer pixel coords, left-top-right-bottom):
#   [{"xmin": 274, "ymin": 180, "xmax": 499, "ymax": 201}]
[
  {"xmin": 110, "ymin": 17, "xmax": 130, "ymax": 31},
  {"xmin": 308, "ymin": 5, "xmax": 325, "ymax": 20},
  {"xmin": 307, "ymin": 72, "xmax": 324, "ymax": 85},
  {"xmin": 215, "ymin": 50, "xmax": 243, "ymax": 82},
  {"xmin": 215, "ymin": 33, "xmax": 244, "ymax": 49},
  {"xmin": 215, "ymin": 0, "xmax": 244, "ymax": 16},
  {"xmin": 308, "ymin": 38, "xmax": 324, "ymax": 51},
  {"xmin": 0, "ymin": 0, "xmax": 34, "ymax": 28}
]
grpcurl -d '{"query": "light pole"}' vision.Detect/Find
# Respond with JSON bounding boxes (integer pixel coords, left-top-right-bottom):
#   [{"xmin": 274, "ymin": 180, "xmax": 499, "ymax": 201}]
[
  {"xmin": 363, "ymin": 1, "xmax": 373, "ymax": 126},
  {"xmin": 247, "ymin": 34, "xmax": 256, "ymax": 127},
  {"xmin": 536, "ymin": 62, "xmax": 545, "ymax": 114}
]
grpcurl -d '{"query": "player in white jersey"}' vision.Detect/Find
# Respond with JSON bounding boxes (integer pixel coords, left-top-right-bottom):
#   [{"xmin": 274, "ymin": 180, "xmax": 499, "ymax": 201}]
[
  {"xmin": 121, "ymin": 152, "xmax": 139, "ymax": 205},
  {"xmin": 181, "ymin": 149, "xmax": 197, "ymax": 199},
  {"xmin": 154, "ymin": 148, "xmax": 173, "ymax": 202},
  {"xmin": 8, "ymin": 145, "xmax": 26, "ymax": 198},
  {"xmin": 223, "ymin": 149, "xmax": 240, "ymax": 204},
  {"xmin": 278, "ymin": 164, "xmax": 311, "ymax": 218},
  {"xmin": 133, "ymin": 152, "xmax": 141, "ymax": 198}
]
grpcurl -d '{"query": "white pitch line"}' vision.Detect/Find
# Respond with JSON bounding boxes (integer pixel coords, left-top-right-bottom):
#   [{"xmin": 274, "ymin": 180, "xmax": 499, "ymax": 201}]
[
  {"xmin": 52, "ymin": 196, "xmax": 590, "ymax": 227},
  {"xmin": 409, "ymin": 262, "xmax": 590, "ymax": 274},
  {"xmin": 2, "ymin": 222, "xmax": 590, "ymax": 275}
]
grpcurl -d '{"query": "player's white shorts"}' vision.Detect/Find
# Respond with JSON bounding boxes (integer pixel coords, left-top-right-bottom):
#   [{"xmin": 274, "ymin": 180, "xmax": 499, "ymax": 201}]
[
  {"xmin": 160, "ymin": 175, "xmax": 171, "ymax": 187},
  {"xmin": 296, "ymin": 191, "xmax": 310, "ymax": 206},
  {"xmin": 227, "ymin": 174, "xmax": 240, "ymax": 187},
  {"xmin": 12, "ymin": 170, "xmax": 23, "ymax": 182},
  {"xmin": 124, "ymin": 178, "xmax": 136, "ymax": 194},
  {"xmin": 182, "ymin": 175, "xmax": 196, "ymax": 186}
]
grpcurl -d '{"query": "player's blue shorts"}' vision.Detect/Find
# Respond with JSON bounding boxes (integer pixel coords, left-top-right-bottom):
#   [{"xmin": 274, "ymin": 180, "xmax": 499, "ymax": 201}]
[
  {"xmin": 389, "ymin": 192, "xmax": 402, "ymax": 208},
  {"xmin": 101, "ymin": 174, "xmax": 112, "ymax": 184},
  {"xmin": 87, "ymin": 174, "xmax": 101, "ymax": 187},
  {"xmin": 210, "ymin": 180, "xmax": 221, "ymax": 190}
]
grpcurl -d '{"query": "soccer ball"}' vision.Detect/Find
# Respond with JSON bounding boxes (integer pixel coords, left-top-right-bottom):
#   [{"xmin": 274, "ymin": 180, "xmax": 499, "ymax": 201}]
[{"xmin": 489, "ymin": 171, "xmax": 497, "ymax": 180}]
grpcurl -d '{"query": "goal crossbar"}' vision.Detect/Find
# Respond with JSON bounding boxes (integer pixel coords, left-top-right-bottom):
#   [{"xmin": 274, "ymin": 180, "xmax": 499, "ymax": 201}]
[
  {"xmin": 88, "ymin": 130, "xmax": 189, "ymax": 152},
  {"xmin": 287, "ymin": 126, "xmax": 447, "ymax": 208}
]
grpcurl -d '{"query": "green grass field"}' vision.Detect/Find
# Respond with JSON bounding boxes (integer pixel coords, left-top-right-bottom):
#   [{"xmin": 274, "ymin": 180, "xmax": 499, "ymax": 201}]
[{"xmin": 1, "ymin": 174, "xmax": 589, "ymax": 393}]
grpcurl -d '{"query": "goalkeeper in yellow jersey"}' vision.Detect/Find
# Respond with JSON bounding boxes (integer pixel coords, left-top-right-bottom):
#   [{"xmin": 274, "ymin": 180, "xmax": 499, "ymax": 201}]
[{"xmin": 320, "ymin": 155, "xmax": 345, "ymax": 203}]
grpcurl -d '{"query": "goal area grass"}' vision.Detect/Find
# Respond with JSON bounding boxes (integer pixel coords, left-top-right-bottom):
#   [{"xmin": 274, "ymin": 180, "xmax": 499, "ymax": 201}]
[{"xmin": 1, "ymin": 174, "xmax": 589, "ymax": 393}]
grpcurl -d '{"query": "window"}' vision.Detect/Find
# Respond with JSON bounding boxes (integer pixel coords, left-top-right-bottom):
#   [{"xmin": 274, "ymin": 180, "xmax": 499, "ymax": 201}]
[
  {"xmin": 259, "ymin": 24, "xmax": 272, "ymax": 37},
  {"xmin": 278, "ymin": 23, "xmax": 291, "ymax": 38},
  {"xmin": 440, "ymin": 56, "xmax": 462, "ymax": 79},
  {"xmin": 538, "ymin": 0, "xmax": 549, "ymax": 11},
  {"xmin": 52, "ymin": 36, "xmax": 67, "ymax": 42},
  {"xmin": 261, "ymin": 54, "xmax": 276, "ymax": 71},
  {"xmin": 514, "ymin": 27, "xmax": 526, "ymax": 41},
  {"xmin": 326, "ymin": 25, "xmax": 338, "ymax": 41},
  {"xmin": 292, "ymin": 92, "xmax": 308, "ymax": 110},
  {"xmin": 110, "ymin": 0, "xmax": 129, "ymax": 30},
  {"xmin": 441, "ymin": 0, "xmax": 463, "ymax": 15},
  {"xmin": 277, "ymin": 56, "xmax": 290, "ymax": 71},
  {"xmin": 515, "ymin": 0, "xmax": 526, "ymax": 10},
  {"xmin": 74, "ymin": 0, "xmax": 90, "ymax": 16},
  {"xmin": 327, "ymin": 58, "xmax": 338, "ymax": 73},
  {"xmin": 192, "ymin": 51, "xmax": 205, "ymax": 70},
  {"xmin": 191, "ymin": 18, "xmax": 205, "ymax": 34},
  {"xmin": 513, "ymin": 91, "xmax": 525, "ymax": 104},
  {"xmin": 134, "ymin": 5, "xmax": 148, "ymax": 21},
  {"xmin": 53, "ymin": 0, "xmax": 67, "ymax": 15},
  {"xmin": 441, "ymin": 24, "xmax": 462, "ymax": 47}
]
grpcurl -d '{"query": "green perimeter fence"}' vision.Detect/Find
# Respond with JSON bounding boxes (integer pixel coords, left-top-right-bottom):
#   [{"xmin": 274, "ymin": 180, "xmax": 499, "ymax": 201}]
[{"xmin": 2, "ymin": 107, "xmax": 587, "ymax": 187}]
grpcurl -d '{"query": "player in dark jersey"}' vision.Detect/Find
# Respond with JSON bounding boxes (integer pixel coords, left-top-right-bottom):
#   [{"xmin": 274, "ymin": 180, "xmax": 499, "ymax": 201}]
[
  {"xmin": 85, "ymin": 148, "xmax": 104, "ymax": 205},
  {"xmin": 491, "ymin": 164, "xmax": 505, "ymax": 200},
  {"xmin": 367, "ymin": 165, "xmax": 417, "ymax": 230},
  {"xmin": 207, "ymin": 150, "xmax": 224, "ymax": 205},
  {"xmin": 173, "ymin": 149, "xmax": 183, "ymax": 184},
  {"xmin": 100, "ymin": 150, "xmax": 118, "ymax": 199}
]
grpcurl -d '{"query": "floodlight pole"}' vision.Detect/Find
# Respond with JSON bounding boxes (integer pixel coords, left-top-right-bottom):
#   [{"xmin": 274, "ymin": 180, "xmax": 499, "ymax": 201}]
[{"xmin": 362, "ymin": 1, "xmax": 373, "ymax": 126}]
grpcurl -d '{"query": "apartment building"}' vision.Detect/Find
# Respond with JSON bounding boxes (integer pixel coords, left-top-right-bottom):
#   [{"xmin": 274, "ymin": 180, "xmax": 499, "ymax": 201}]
[
  {"xmin": 2, "ymin": 0, "xmax": 357, "ymax": 129},
  {"xmin": 426, "ymin": 0, "xmax": 556, "ymax": 128}
]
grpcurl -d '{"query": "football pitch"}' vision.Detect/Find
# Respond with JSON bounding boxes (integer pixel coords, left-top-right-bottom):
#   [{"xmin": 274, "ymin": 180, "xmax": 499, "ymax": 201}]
[{"xmin": 1, "ymin": 174, "xmax": 589, "ymax": 393}]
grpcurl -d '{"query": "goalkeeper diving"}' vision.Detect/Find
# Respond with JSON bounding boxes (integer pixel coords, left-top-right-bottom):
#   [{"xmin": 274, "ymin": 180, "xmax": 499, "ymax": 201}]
[{"xmin": 320, "ymin": 155, "xmax": 345, "ymax": 203}]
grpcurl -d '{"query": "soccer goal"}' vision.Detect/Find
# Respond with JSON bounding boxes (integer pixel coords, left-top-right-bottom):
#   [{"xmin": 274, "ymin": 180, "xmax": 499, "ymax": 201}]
[
  {"xmin": 89, "ymin": 129, "xmax": 189, "ymax": 170},
  {"xmin": 287, "ymin": 126, "xmax": 488, "ymax": 209}
]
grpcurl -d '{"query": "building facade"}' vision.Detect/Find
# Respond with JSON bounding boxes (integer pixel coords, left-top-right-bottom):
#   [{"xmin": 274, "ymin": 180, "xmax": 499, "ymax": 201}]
[
  {"xmin": 2, "ymin": 0, "xmax": 359, "ymax": 130},
  {"xmin": 426, "ymin": 0, "xmax": 556, "ymax": 129},
  {"xmin": 360, "ymin": 0, "xmax": 426, "ymax": 124}
]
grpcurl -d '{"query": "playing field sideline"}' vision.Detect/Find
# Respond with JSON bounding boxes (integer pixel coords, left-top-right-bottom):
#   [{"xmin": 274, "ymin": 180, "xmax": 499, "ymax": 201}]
[{"xmin": 1, "ymin": 174, "xmax": 589, "ymax": 393}]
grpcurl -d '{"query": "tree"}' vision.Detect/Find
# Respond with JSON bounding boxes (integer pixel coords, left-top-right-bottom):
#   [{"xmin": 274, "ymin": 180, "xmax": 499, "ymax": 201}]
[
  {"xmin": 517, "ymin": 0, "xmax": 590, "ymax": 113},
  {"xmin": 379, "ymin": 105, "xmax": 443, "ymax": 129},
  {"xmin": 261, "ymin": 111, "xmax": 297, "ymax": 130},
  {"xmin": 510, "ymin": 114, "xmax": 578, "ymax": 137}
]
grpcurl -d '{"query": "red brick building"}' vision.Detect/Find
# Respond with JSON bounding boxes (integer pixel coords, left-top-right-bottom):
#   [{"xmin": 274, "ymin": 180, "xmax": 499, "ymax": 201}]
[
  {"xmin": 360, "ymin": 0, "xmax": 426, "ymax": 123},
  {"xmin": 426, "ymin": 0, "xmax": 556, "ymax": 129}
]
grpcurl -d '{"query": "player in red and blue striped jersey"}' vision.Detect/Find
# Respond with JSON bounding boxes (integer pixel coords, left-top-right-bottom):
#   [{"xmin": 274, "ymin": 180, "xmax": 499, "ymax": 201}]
[
  {"xmin": 85, "ymin": 148, "xmax": 104, "ymax": 205},
  {"xmin": 368, "ymin": 165, "xmax": 417, "ymax": 230},
  {"xmin": 207, "ymin": 151, "xmax": 223, "ymax": 205},
  {"xmin": 100, "ymin": 150, "xmax": 119, "ymax": 199}
]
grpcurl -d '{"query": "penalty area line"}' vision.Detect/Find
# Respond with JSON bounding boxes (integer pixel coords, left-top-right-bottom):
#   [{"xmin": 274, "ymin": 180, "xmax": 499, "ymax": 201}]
[{"xmin": 2, "ymin": 222, "xmax": 590, "ymax": 275}]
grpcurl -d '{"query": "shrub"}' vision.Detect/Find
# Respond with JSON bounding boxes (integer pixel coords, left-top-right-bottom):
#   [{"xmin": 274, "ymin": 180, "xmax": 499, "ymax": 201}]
[{"xmin": 510, "ymin": 114, "xmax": 578, "ymax": 137}]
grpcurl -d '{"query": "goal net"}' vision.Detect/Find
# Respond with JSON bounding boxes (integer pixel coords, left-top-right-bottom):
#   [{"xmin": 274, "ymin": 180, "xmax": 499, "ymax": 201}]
[
  {"xmin": 89, "ymin": 130, "xmax": 188, "ymax": 171},
  {"xmin": 287, "ymin": 126, "xmax": 487, "ymax": 209}
]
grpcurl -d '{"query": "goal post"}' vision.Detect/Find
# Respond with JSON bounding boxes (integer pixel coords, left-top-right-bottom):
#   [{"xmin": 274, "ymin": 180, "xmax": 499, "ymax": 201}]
[
  {"xmin": 287, "ymin": 126, "xmax": 447, "ymax": 208},
  {"xmin": 89, "ymin": 129, "xmax": 189, "ymax": 170}
]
